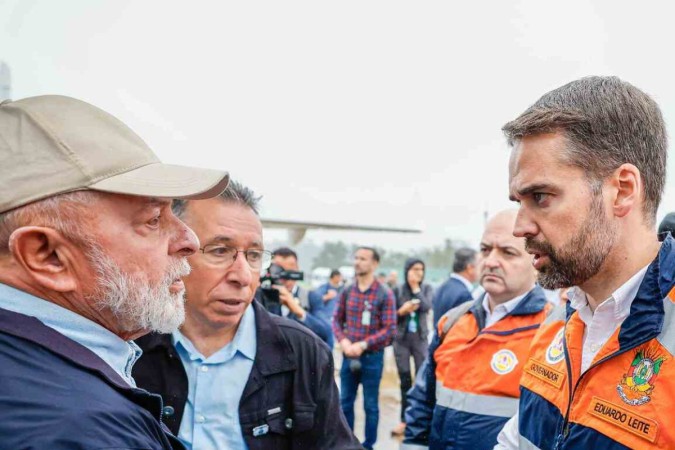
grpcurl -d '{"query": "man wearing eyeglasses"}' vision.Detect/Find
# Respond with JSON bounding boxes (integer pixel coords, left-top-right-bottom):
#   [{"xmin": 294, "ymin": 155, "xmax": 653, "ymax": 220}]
[{"xmin": 133, "ymin": 180, "xmax": 361, "ymax": 450}]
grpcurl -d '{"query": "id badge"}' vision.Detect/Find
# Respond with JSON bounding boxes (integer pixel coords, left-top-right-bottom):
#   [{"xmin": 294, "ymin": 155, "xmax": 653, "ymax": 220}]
[{"xmin": 361, "ymin": 310, "xmax": 371, "ymax": 326}]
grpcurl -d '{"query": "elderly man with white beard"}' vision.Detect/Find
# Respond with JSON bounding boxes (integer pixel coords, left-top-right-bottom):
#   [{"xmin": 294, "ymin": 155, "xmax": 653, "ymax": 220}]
[{"xmin": 0, "ymin": 95, "xmax": 229, "ymax": 450}]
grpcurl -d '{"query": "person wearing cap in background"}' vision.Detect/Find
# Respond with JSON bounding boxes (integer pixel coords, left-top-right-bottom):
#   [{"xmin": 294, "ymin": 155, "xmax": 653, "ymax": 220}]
[{"xmin": 0, "ymin": 95, "xmax": 229, "ymax": 450}]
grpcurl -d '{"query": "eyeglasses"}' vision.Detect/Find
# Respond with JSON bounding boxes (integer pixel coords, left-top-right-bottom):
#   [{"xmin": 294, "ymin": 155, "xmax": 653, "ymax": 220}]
[{"xmin": 199, "ymin": 244, "xmax": 272, "ymax": 271}]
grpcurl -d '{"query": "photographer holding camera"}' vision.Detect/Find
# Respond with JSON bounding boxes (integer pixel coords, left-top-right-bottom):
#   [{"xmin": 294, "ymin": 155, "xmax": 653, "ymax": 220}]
[
  {"xmin": 133, "ymin": 181, "xmax": 361, "ymax": 450},
  {"xmin": 256, "ymin": 247, "xmax": 332, "ymax": 346}
]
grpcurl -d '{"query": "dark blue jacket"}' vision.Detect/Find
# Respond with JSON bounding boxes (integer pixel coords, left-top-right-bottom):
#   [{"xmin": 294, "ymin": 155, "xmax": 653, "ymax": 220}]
[
  {"xmin": 254, "ymin": 287, "xmax": 332, "ymax": 345},
  {"xmin": 432, "ymin": 276, "xmax": 473, "ymax": 328},
  {"xmin": 0, "ymin": 307, "xmax": 183, "ymax": 450}
]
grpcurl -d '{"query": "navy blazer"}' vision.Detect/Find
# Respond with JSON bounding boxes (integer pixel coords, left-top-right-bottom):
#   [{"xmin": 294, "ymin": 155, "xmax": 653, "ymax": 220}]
[{"xmin": 432, "ymin": 276, "xmax": 474, "ymax": 328}]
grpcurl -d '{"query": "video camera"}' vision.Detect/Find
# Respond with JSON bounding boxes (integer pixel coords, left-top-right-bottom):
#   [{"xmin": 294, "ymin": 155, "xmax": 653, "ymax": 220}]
[{"xmin": 258, "ymin": 263, "xmax": 304, "ymax": 312}]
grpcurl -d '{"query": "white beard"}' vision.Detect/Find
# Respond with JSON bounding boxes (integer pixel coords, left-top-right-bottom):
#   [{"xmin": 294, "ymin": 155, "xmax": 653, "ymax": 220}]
[{"xmin": 87, "ymin": 246, "xmax": 191, "ymax": 334}]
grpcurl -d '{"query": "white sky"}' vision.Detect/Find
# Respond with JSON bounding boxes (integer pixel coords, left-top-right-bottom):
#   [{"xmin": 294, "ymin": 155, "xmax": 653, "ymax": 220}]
[{"xmin": 2, "ymin": 0, "xmax": 675, "ymax": 251}]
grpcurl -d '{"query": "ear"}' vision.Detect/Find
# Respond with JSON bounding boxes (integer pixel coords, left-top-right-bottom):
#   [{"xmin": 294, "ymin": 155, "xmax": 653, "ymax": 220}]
[
  {"xmin": 610, "ymin": 163, "xmax": 642, "ymax": 219},
  {"xmin": 8, "ymin": 226, "xmax": 80, "ymax": 293}
]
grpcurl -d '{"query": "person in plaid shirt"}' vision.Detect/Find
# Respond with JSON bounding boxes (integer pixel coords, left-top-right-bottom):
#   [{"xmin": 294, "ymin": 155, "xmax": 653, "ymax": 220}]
[{"xmin": 333, "ymin": 246, "xmax": 397, "ymax": 450}]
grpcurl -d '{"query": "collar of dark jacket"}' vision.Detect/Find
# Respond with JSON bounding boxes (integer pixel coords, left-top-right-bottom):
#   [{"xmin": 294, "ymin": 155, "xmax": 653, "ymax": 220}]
[{"xmin": 0, "ymin": 307, "xmax": 167, "ymax": 427}]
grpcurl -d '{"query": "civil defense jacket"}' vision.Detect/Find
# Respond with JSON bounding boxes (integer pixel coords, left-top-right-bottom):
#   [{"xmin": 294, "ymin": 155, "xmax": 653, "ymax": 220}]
[
  {"xmin": 516, "ymin": 235, "xmax": 675, "ymax": 450},
  {"xmin": 402, "ymin": 286, "xmax": 551, "ymax": 450}
]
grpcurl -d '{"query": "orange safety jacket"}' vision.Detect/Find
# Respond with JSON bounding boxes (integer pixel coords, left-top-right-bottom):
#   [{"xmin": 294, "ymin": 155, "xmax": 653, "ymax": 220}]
[
  {"xmin": 517, "ymin": 236, "xmax": 675, "ymax": 450},
  {"xmin": 401, "ymin": 286, "xmax": 551, "ymax": 450}
]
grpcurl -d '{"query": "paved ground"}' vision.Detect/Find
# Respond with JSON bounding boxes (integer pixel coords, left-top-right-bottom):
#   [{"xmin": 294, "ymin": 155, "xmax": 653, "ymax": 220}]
[{"xmin": 334, "ymin": 347, "xmax": 406, "ymax": 450}]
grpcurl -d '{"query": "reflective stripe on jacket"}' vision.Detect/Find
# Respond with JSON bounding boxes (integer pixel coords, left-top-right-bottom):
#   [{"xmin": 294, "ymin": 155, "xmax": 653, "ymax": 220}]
[
  {"xmin": 517, "ymin": 236, "xmax": 675, "ymax": 449},
  {"xmin": 402, "ymin": 286, "xmax": 550, "ymax": 450}
]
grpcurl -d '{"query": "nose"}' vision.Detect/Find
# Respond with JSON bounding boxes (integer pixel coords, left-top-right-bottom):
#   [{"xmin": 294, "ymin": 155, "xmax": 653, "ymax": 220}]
[
  {"xmin": 513, "ymin": 206, "xmax": 539, "ymax": 238},
  {"xmin": 225, "ymin": 250, "xmax": 254, "ymax": 287},
  {"xmin": 483, "ymin": 249, "xmax": 501, "ymax": 270},
  {"xmin": 170, "ymin": 220, "xmax": 199, "ymax": 257}
]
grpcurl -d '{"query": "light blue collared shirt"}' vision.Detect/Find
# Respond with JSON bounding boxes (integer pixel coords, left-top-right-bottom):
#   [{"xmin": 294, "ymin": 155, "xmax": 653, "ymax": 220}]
[
  {"xmin": 173, "ymin": 303, "xmax": 257, "ymax": 450},
  {"xmin": 0, "ymin": 282, "xmax": 142, "ymax": 386}
]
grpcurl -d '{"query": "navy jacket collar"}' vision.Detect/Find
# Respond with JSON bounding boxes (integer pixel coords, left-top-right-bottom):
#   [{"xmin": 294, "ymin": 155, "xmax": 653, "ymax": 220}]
[
  {"xmin": 617, "ymin": 235, "xmax": 675, "ymax": 347},
  {"xmin": 0, "ymin": 306, "xmax": 130, "ymax": 388}
]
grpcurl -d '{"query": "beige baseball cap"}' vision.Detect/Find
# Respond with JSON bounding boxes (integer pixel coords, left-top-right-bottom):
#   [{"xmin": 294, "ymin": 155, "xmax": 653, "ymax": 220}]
[{"xmin": 0, "ymin": 95, "xmax": 230, "ymax": 213}]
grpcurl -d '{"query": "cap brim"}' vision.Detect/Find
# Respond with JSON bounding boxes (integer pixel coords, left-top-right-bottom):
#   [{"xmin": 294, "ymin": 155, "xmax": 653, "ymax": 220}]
[{"xmin": 88, "ymin": 163, "xmax": 229, "ymax": 200}]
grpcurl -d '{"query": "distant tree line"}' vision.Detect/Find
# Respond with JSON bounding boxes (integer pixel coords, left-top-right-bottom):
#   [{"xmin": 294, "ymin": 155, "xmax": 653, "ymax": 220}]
[{"xmin": 311, "ymin": 239, "xmax": 460, "ymax": 272}]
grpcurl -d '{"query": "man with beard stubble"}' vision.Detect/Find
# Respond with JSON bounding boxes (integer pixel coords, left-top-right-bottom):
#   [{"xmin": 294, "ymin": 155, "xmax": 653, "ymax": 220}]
[
  {"xmin": 0, "ymin": 95, "xmax": 229, "ymax": 449},
  {"xmin": 495, "ymin": 76, "xmax": 675, "ymax": 449}
]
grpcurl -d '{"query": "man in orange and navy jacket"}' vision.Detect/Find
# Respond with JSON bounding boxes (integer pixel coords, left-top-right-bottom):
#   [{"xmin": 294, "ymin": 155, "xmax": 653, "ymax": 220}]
[
  {"xmin": 496, "ymin": 76, "xmax": 674, "ymax": 449},
  {"xmin": 401, "ymin": 210, "xmax": 551, "ymax": 450}
]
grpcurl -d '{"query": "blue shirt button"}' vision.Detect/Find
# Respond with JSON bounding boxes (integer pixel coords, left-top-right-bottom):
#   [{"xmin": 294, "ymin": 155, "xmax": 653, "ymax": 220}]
[{"xmin": 162, "ymin": 405, "xmax": 175, "ymax": 417}]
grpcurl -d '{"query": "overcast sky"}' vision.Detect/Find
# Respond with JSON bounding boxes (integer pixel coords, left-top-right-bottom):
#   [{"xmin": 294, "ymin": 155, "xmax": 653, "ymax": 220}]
[{"xmin": 2, "ymin": 0, "xmax": 675, "ymax": 251}]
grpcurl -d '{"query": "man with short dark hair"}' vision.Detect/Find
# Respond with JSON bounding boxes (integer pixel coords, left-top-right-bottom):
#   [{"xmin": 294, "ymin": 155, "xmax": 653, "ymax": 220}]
[
  {"xmin": 134, "ymin": 181, "xmax": 360, "ymax": 450},
  {"xmin": 386, "ymin": 270, "xmax": 399, "ymax": 290},
  {"xmin": 432, "ymin": 247, "xmax": 477, "ymax": 326},
  {"xmin": 496, "ymin": 76, "xmax": 674, "ymax": 449},
  {"xmin": 310, "ymin": 269, "xmax": 343, "ymax": 346},
  {"xmin": 0, "ymin": 95, "xmax": 230, "ymax": 449},
  {"xmin": 333, "ymin": 246, "xmax": 397, "ymax": 450},
  {"xmin": 269, "ymin": 247, "xmax": 332, "ymax": 345}
]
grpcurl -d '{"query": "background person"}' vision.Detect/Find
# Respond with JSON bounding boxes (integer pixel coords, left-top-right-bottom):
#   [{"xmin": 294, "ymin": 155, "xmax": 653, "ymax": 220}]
[
  {"xmin": 391, "ymin": 257, "xmax": 433, "ymax": 437},
  {"xmin": 333, "ymin": 246, "xmax": 397, "ymax": 450},
  {"xmin": 269, "ymin": 247, "xmax": 332, "ymax": 346},
  {"xmin": 432, "ymin": 247, "xmax": 477, "ymax": 326},
  {"xmin": 402, "ymin": 210, "xmax": 549, "ymax": 450}
]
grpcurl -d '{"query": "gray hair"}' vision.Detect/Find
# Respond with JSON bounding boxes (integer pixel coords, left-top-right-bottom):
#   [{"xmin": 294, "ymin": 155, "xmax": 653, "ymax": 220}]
[
  {"xmin": 453, "ymin": 247, "xmax": 477, "ymax": 273},
  {"xmin": 503, "ymin": 76, "xmax": 667, "ymax": 223},
  {"xmin": 0, "ymin": 191, "xmax": 98, "ymax": 254},
  {"xmin": 172, "ymin": 179, "xmax": 261, "ymax": 220}
]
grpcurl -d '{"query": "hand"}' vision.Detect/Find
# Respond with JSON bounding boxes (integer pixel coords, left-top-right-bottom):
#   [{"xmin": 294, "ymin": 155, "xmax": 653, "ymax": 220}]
[
  {"xmin": 350, "ymin": 342, "xmax": 366, "ymax": 357},
  {"xmin": 272, "ymin": 285, "xmax": 306, "ymax": 318},
  {"xmin": 398, "ymin": 300, "xmax": 420, "ymax": 316},
  {"xmin": 340, "ymin": 339, "xmax": 355, "ymax": 357},
  {"xmin": 323, "ymin": 290, "xmax": 338, "ymax": 301}
]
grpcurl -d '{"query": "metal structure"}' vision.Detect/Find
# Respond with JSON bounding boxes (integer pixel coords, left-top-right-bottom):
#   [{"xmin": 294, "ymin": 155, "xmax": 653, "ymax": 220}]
[{"xmin": 261, "ymin": 218, "xmax": 421, "ymax": 245}]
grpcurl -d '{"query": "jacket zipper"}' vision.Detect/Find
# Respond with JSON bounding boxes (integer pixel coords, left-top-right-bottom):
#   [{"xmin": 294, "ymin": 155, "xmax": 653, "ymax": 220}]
[{"xmin": 554, "ymin": 332, "xmax": 655, "ymax": 449}]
